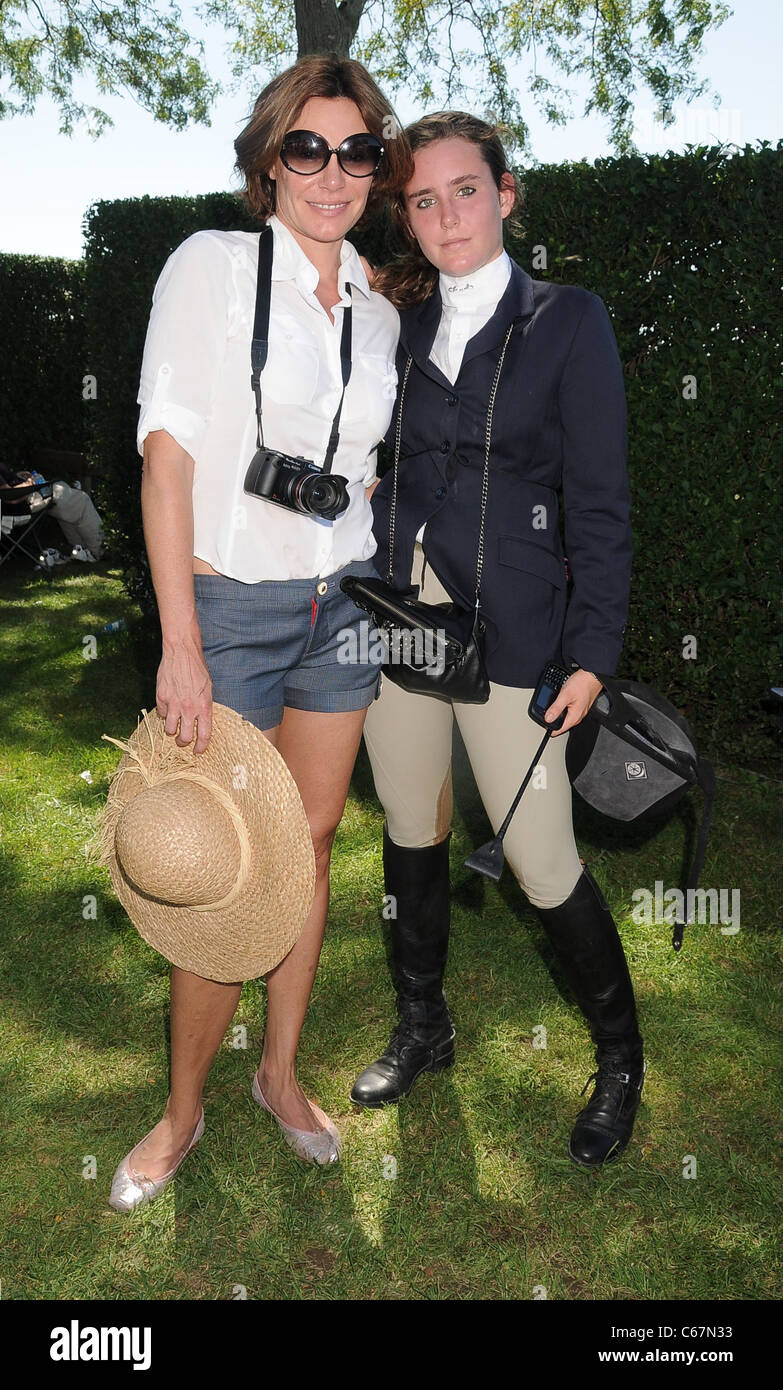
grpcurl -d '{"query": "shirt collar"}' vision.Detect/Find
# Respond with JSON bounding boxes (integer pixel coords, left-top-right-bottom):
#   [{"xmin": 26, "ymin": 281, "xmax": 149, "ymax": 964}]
[
  {"xmin": 438, "ymin": 247, "xmax": 512, "ymax": 310},
  {"xmin": 267, "ymin": 213, "xmax": 372, "ymax": 301}
]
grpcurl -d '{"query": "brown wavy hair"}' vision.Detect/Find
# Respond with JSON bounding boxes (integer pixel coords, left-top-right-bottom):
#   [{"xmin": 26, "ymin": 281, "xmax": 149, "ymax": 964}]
[
  {"xmin": 372, "ymin": 111, "xmax": 524, "ymax": 309},
  {"xmin": 234, "ymin": 55, "xmax": 413, "ymax": 226}
]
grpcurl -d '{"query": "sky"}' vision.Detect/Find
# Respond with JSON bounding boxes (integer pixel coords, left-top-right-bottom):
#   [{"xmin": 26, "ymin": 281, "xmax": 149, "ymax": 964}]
[{"xmin": 1, "ymin": 0, "xmax": 780, "ymax": 261}]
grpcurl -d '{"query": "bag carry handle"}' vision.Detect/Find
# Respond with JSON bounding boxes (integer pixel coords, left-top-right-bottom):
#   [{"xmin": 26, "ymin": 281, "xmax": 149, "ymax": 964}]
[
  {"xmin": 467, "ymin": 673, "xmax": 716, "ymax": 951},
  {"xmin": 672, "ymin": 756, "xmax": 715, "ymax": 950},
  {"xmin": 590, "ymin": 673, "xmax": 715, "ymax": 950}
]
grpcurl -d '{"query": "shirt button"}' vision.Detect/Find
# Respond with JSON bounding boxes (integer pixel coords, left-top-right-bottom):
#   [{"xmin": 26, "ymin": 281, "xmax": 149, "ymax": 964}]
[
  {"xmin": 439, "ymin": 440, "xmax": 450, "ymax": 453},
  {"xmin": 435, "ymin": 486, "xmax": 446, "ymax": 500},
  {"xmin": 316, "ymin": 581, "xmax": 328, "ymax": 596}
]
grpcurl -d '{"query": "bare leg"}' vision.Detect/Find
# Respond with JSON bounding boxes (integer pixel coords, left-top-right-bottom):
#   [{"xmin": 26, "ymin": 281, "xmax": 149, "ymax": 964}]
[
  {"xmin": 126, "ymin": 969, "xmax": 243, "ymax": 1179},
  {"xmin": 123, "ymin": 720, "xmax": 283, "ymax": 1181},
  {"xmin": 124, "ymin": 705, "xmax": 364, "ymax": 1173},
  {"xmin": 256, "ymin": 705, "xmax": 367, "ymax": 1133}
]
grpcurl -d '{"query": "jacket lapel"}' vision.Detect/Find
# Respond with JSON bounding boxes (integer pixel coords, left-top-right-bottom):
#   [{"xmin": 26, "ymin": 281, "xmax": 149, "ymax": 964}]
[
  {"xmin": 459, "ymin": 261, "xmax": 537, "ymax": 369},
  {"xmin": 399, "ymin": 290, "xmax": 450, "ymax": 387},
  {"xmin": 399, "ymin": 260, "xmax": 537, "ymax": 384}
]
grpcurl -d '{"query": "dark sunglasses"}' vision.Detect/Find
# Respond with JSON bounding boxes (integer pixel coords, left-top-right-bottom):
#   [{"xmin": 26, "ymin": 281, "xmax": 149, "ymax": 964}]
[{"xmin": 279, "ymin": 130, "xmax": 384, "ymax": 178}]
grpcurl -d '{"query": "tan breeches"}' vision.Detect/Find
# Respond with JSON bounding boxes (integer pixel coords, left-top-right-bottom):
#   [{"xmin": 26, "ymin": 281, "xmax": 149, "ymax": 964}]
[{"xmin": 362, "ymin": 544, "xmax": 583, "ymax": 909}]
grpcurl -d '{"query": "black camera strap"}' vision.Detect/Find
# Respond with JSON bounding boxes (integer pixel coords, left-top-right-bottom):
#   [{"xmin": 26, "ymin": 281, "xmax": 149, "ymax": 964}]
[{"xmin": 250, "ymin": 222, "xmax": 352, "ymax": 474}]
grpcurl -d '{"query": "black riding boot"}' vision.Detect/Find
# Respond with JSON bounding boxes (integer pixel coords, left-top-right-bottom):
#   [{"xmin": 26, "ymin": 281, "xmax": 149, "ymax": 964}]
[
  {"xmin": 533, "ymin": 865, "xmax": 645, "ymax": 1167},
  {"xmin": 350, "ymin": 827, "xmax": 455, "ymax": 1108}
]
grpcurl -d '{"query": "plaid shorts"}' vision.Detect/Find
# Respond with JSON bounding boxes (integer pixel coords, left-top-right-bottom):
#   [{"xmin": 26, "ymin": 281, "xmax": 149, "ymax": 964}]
[{"xmin": 193, "ymin": 556, "xmax": 382, "ymax": 730}]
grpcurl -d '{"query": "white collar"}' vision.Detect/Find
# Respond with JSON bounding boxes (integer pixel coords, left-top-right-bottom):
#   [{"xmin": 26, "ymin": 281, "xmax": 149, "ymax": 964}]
[
  {"xmin": 267, "ymin": 213, "xmax": 371, "ymax": 301},
  {"xmin": 439, "ymin": 248, "xmax": 512, "ymax": 310}
]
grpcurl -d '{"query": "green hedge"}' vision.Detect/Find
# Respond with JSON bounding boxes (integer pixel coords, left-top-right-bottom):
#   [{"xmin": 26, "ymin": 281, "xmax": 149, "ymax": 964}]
[
  {"xmin": 81, "ymin": 144, "xmax": 782, "ymax": 768},
  {"xmin": 512, "ymin": 142, "xmax": 782, "ymax": 770},
  {"xmin": 0, "ymin": 254, "xmax": 86, "ymax": 470}
]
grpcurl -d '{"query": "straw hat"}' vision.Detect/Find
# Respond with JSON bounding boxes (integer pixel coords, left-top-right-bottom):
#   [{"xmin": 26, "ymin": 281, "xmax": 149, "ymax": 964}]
[{"xmin": 95, "ymin": 704, "xmax": 315, "ymax": 982}]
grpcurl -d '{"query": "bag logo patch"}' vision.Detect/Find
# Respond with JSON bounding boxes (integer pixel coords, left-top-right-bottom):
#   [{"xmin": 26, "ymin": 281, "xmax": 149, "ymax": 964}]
[{"xmin": 625, "ymin": 760, "xmax": 647, "ymax": 780}]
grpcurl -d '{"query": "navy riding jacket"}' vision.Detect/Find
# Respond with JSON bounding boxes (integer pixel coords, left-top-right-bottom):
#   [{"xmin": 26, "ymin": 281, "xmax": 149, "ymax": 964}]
[{"xmin": 370, "ymin": 259, "xmax": 632, "ymax": 688}]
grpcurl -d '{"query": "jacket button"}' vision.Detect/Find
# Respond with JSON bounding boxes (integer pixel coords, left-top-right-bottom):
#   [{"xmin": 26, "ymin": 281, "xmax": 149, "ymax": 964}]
[
  {"xmin": 439, "ymin": 440, "xmax": 450, "ymax": 453},
  {"xmin": 435, "ymin": 486, "xmax": 446, "ymax": 500},
  {"xmin": 445, "ymin": 394, "xmax": 457, "ymax": 406},
  {"xmin": 316, "ymin": 581, "xmax": 328, "ymax": 596}
]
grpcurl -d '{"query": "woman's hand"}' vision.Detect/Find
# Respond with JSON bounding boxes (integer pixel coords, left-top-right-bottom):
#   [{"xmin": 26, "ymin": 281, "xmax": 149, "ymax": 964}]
[
  {"xmin": 544, "ymin": 668, "xmax": 603, "ymax": 735},
  {"xmin": 156, "ymin": 638, "xmax": 213, "ymax": 754},
  {"xmin": 141, "ymin": 429, "xmax": 214, "ymax": 755}
]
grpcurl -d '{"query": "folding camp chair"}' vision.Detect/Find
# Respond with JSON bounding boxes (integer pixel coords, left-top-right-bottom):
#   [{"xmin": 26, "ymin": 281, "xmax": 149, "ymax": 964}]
[{"xmin": 0, "ymin": 480, "xmax": 60, "ymax": 573}]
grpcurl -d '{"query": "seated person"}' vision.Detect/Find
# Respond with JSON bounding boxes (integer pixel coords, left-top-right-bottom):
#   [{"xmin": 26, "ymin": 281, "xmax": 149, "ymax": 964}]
[{"xmin": 0, "ymin": 458, "xmax": 105, "ymax": 562}]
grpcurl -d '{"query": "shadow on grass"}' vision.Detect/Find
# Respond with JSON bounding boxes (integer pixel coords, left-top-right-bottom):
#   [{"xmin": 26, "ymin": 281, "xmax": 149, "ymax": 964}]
[
  {"xmin": 2, "ymin": 563, "xmax": 780, "ymax": 1297},
  {"xmin": 1, "ymin": 809, "xmax": 780, "ymax": 1300},
  {"xmin": 1, "ymin": 600, "xmax": 160, "ymax": 757}
]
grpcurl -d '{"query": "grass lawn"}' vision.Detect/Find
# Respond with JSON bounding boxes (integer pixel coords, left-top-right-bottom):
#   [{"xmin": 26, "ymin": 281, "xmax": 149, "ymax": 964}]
[{"xmin": 0, "ymin": 555, "xmax": 781, "ymax": 1301}]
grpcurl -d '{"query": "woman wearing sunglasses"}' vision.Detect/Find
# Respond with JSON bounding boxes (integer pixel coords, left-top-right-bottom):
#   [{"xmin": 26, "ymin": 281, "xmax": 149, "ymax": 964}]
[
  {"xmin": 351, "ymin": 112, "xmax": 644, "ymax": 1169},
  {"xmin": 109, "ymin": 57, "xmax": 412, "ymax": 1211}
]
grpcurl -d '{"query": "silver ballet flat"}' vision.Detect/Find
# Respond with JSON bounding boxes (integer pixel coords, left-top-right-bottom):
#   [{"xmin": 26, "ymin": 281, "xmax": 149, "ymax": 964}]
[
  {"xmin": 251, "ymin": 1072, "xmax": 341, "ymax": 1166},
  {"xmin": 108, "ymin": 1109, "xmax": 205, "ymax": 1213}
]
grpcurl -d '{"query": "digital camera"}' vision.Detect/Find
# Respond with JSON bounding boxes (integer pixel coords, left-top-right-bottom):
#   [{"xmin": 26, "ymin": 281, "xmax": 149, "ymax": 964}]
[{"xmin": 244, "ymin": 447, "xmax": 349, "ymax": 521}]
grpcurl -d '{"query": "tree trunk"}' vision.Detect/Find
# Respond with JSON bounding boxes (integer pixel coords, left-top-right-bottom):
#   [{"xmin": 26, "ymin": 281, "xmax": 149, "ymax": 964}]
[{"xmin": 295, "ymin": 0, "xmax": 366, "ymax": 58}]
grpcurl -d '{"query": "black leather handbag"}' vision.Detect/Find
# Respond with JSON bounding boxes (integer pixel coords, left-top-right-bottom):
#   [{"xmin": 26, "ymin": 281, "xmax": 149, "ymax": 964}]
[
  {"xmin": 565, "ymin": 675, "xmax": 716, "ymax": 949},
  {"xmin": 465, "ymin": 671, "xmax": 715, "ymax": 951},
  {"xmin": 341, "ymin": 323, "xmax": 515, "ymax": 704}
]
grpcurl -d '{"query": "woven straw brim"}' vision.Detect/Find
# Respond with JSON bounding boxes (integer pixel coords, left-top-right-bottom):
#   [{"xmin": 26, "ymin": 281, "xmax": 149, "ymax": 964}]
[{"xmin": 95, "ymin": 704, "xmax": 315, "ymax": 982}]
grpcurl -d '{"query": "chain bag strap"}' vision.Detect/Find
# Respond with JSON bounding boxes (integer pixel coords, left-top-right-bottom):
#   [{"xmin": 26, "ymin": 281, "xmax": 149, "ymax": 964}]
[
  {"xmin": 387, "ymin": 321, "xmax": 516, "ymax": 602},
  {"xmin": 341, "ymin": 320, "xmax": 518, "ymax": 703}
]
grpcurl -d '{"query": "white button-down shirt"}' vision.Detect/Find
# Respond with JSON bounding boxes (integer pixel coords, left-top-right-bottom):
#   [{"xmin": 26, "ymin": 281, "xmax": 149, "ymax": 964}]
[
  {"xmin": 415, "ymin": 248, "xmax": 513, "ymax": 541},
  {"xmin": 137, "ymin": 213, "xmax": 399, "ymax": 581},
  {"xmin": 429, "ymin": 248, "xmax": 512, "ymax": 383}
]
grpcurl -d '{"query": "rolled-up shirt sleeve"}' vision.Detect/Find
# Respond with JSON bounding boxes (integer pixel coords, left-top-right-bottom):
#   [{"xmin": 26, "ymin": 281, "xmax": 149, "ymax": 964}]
[{"xmin": 137, "ymin": 232, "xmax": 229, "ymax": 461}]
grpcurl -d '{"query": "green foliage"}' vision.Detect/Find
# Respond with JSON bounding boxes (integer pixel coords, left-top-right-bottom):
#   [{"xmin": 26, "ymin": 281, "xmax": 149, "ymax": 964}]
[
  {"xmin": 0, "ymin": 1, "xmax": 217, "ymax": 136},
  {"xmin": 1, "ymin": 1, "xmax": 729, "ymax": 152},
  {"xmin": 76, "ymin": 141, "xmax": 783, "ymax": 770},
  {"xmin": 207, "ymin": 0, "xmax": 731, "ymax": 157},
  {"xmin": 0, "ymin": 253, "xmax": 86, "ymax": 470},
  {"xmin": 511, "ymin": 140, "xmax": 781, "ymax": 768},
  {"xmin": 0, "ymin": 562, "xmax": 781, "ymax": 1300}
]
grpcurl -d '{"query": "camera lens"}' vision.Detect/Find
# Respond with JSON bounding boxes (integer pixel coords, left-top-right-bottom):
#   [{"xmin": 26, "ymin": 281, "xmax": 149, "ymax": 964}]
[{"xmin": 295, "ymin": 474, "xmax": 347, "ymax": 518}]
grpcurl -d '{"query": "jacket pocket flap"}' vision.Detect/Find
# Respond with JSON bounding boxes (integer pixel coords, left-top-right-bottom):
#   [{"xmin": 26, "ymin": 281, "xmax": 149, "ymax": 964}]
[{"xmin": 497, "ymin": 536, "xmax": 565, "ymax": 589}]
